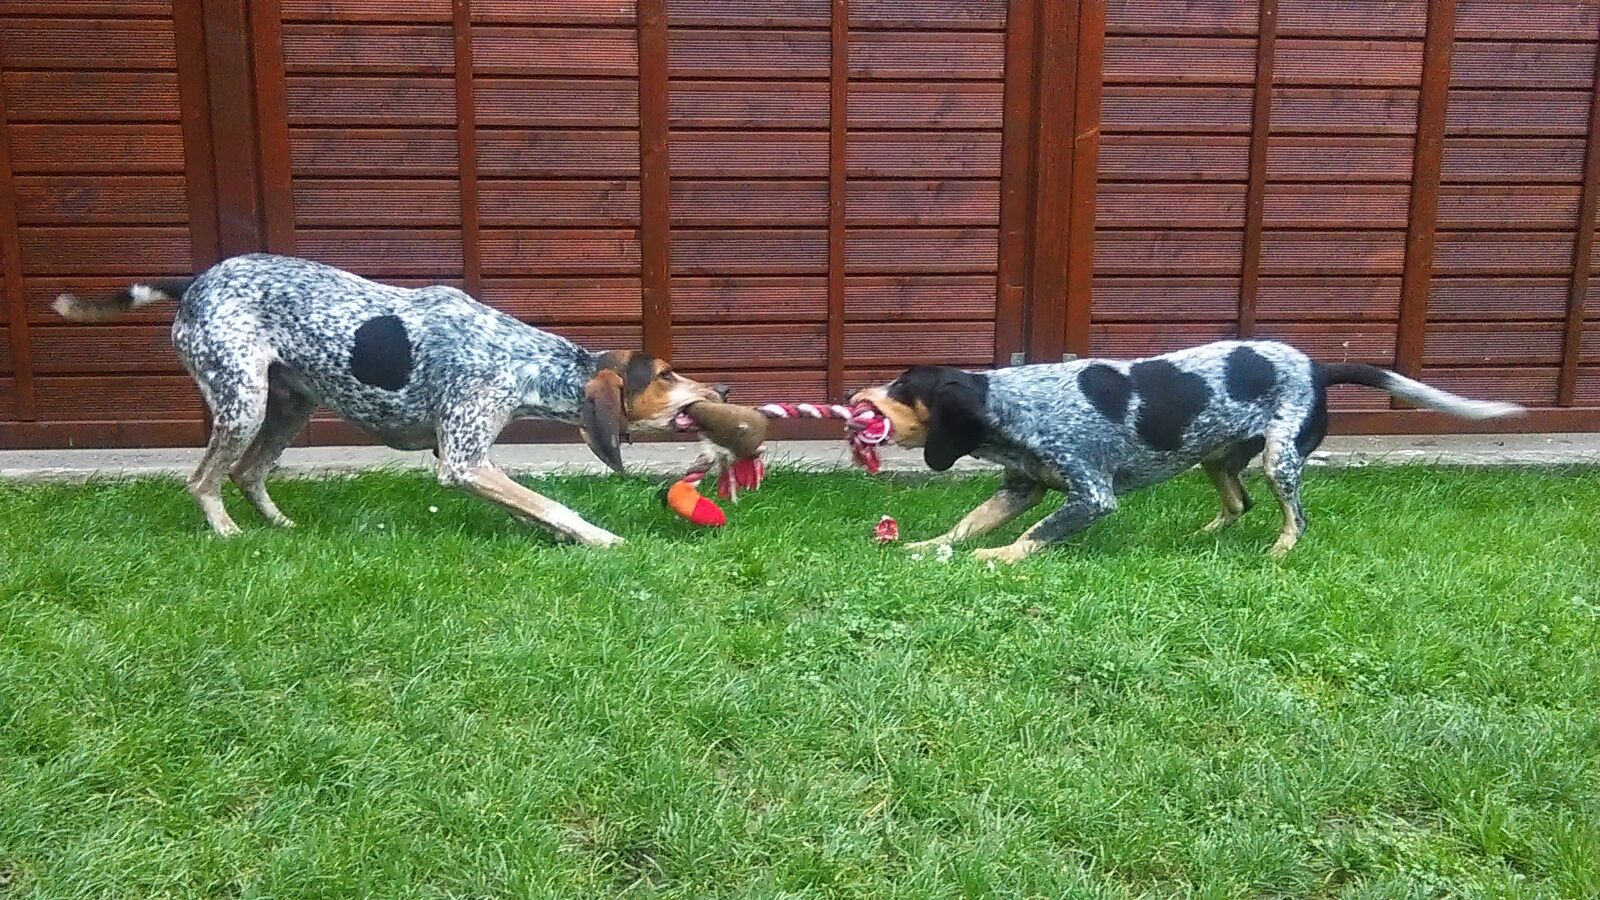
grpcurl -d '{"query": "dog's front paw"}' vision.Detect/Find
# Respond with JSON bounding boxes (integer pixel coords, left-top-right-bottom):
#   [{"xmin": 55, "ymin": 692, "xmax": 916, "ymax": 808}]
[
  {"xmin": 579, "ymin": 529, "xmax": 626, "ymax": 549},
  {"xmin": 973, "ymin": 541, "xmax": 1036, "ymax": 565},
  {"xmin": 904, "ymin": 537, "xmax": 951, "ymax": 552}
]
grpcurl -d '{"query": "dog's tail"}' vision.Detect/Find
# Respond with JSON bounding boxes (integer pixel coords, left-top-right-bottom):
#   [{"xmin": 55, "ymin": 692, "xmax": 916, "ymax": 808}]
[
  {"xmin": 1317, "ymin": 362, "xmax": 1525, "ymax": 420},
  {"xmin": 53, "ymin": 277, "xmax": 195, "ymax": 323}
]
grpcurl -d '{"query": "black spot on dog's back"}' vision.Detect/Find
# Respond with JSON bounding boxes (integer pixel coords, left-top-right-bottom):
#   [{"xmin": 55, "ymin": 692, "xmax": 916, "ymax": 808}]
[
  {"xmin": 350, "ymin": 315, "xmax": 412, "ymax": 390},
  {"xmin": 1079, "ymin": 364, "xmax": 1133, "ymax": 423},
  {"xmin": 1130, "ymin": 359, "xmax": 1210, "ymax": 451},
  {"xmin": 1224, "ymin": 344, "xmax": 1276, "ymax": 402}
]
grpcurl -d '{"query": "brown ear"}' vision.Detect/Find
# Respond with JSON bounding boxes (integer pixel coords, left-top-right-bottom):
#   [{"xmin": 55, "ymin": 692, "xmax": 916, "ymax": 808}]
[{"xmin": 581, "ymin": 369, "xmax": 627, "ymax": 473}]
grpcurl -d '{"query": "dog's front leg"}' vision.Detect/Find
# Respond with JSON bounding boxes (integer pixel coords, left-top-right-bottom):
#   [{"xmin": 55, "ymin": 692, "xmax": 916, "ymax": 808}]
[
  {"xmin": 906, "ymin": 473, "xmax": 1045, "ymax": 550},
  {"xmin": 973, "ymin": 475, "xmax": 1115, "ymax": 564},
  {"xmin": 443, "ymin": 463, "xmax": 624, "ymax": 548}
]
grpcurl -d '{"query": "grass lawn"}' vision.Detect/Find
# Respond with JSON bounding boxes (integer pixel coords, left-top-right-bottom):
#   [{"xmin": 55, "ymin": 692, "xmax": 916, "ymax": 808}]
[{"xmin": 1, "ymin": 465, "xmax": 1597, "ymax": 898}]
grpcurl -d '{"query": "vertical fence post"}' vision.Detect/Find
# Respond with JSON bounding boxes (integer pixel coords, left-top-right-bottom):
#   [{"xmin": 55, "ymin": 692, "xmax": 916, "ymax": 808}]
[
  {"xmin": 1393, "ymin": 0, "xmax": 1455, "ymax": 395},
  {"xmin": 453, "ymin": 0, "xmax": 482, "ymax": 297},
  {"xmin": 637, "ymin": 0, "xmax": 673, "ymax": 359},
  {"xmin": 0, "ymin": 61, "xmax": 33, "ymax": 419},
  {"xmin": 1023, "ymin": 0, "xmax": 1080, "ymax": 363},
  {"xmin": 827, "ymin": 0, "xmax": 848, "ymax": 400},
  {"xmin": 1237, "ymin": 0, "xmax": 1277, "ymax": 339},
  {"xmin": 1557, "ymin": 22, "xmax": 1600, "ymax": 406},
  {"xmin": 995, "ymin": 0, "xmax": 1038, "ymax": 365},
  {"xmin": 1063, "ymin": 0, "xmax": 1103, "ymax": 357}
]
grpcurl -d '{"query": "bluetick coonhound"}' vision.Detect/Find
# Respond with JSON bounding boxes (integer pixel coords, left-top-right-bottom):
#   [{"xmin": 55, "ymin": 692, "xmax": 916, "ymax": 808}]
[
  {"xmin": 852, "ymin": 340, "xmax": 1524, "ymax": 563},
  {"xmin": 54, "ymin": 253, "xmax": 723, "ymax": 545}
]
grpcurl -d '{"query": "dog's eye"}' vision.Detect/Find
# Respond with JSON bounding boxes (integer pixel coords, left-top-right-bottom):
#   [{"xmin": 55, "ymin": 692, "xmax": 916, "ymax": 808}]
[{"xmin": 658, "ymin": 370, "xmax": 674, "ymax": 381}]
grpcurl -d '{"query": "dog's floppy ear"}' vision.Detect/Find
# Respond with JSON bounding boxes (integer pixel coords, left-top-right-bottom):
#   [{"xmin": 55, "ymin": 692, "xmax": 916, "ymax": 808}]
[
  {"xmin": 581, "ymin": 369, "xmax": 627, "ymax": 473},
  {"xmin": 923, "ymin": 373, "xmax": 988, "ymax": 472}
]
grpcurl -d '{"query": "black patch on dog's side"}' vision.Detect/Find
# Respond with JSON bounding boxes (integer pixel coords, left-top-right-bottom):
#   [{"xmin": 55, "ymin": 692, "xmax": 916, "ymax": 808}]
[
  {"xmin": 350, "ymin": 315, "xmax": 413, "ymax": 390},
  {"xmin": 1224, "ymin": 345, "xmax": 1276, "ymax": 402},
  {"xmin": 1078, "ymin": 364, "xmax": 1133, "ymax": 423},
  {"xmin": 1129, "ymin": 359, "xmax": 1210, "ymax": 452}
]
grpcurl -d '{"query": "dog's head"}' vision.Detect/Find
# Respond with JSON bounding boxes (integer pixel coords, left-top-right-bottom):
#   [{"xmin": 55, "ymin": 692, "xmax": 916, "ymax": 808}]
[
  {"xmin": 851, "ymin": 365, "xmax": 989, "ymax": 471},
  {"xmin": 581, "ymin": 350, "xmax": 726, "ymax": 473}
]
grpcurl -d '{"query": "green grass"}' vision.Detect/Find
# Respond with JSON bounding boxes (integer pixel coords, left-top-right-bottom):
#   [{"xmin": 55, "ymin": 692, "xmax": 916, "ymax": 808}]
[{"xmin": 1, "ymin": 465, "xmax": 1597, "ymax": 899}]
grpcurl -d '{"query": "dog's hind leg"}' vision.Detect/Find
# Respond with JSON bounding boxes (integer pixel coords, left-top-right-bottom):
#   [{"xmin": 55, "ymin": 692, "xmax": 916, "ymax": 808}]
[
  {"xmin": 1261, "ymin": 427, "xmax": 1307, "ymax": 558},
  {"xmin": 187, "ymin": 355, "xmax": 271, "ymax": 537},
  {"xmin": 906, "ymin": 472, "xmax": 1045, "ymax": 550},
  {"xmin": 231, "ymin": 366, "xmax": 316, "ymax": 527},
  {"xmin": 1199, "ymin": 436, "xmax": 1263, "ymax": 533}
]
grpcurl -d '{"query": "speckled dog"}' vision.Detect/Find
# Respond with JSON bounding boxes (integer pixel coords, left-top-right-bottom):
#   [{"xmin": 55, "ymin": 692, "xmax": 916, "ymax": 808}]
[
  {"xmin": 55, "ymin": 253, "xmax": 723, "ymax": 546},
  {"xmin": 853, "ymin": 340, "xmax": 1524, "ymax": 563}
]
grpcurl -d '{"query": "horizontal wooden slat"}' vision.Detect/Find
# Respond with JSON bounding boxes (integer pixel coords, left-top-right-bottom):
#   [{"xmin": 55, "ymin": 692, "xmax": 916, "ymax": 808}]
[
  {"xmin": 1103, "ymin": 37, "xmax": 1254, "ymax": 85},
  {"xmin": 671, "ymin": 131, "xmax": 828, "ymax": 177},
  {"xmin": 1105, "ymin": 0, "xmax": 1256, "ymax": 37},
  {"xmin": 668, "ymin": 28, "xmax": 827, "ymax": 79},
  {"xmin": 1266, "ymin": 135, "xmax": 1413, "ymax": 182},
  {"xmin": 1276, "ymin": 0, "xmax": 1426, "ymax": 38},
  {"xmin": 845, "ymin": 227, "xmax": 998, "ymax": 273},
  {"xmin": 1258, "ymin": 230, "xmax": 1407, "ymax": 275},
  {"xmin": 7, "ymin": 124, "xmax": 187, "ymax": 173},
  {"xmin": 287, "ymin": 76, "xmax": 455, "ymax": 125},
  {"xmin": 672, "ymin": 323, "xmax": 828, "ymax": 368},
  {"xmin": 479, "ymin": 179, "xmax": 640, "ymax": 225},
  {"xmin": 0, "ymin": 329, "xmax": 9, "ymax": 373},
  {"xmin": 1578, "ymin": 369, "xmax": 1600, "ymax": 405},
  {"xmin": 1445, "ymin": 90, "xmax": 1593, "ymax": 138},
  {"xmin": 0, "ymin": 2, "xmax": 173, "ymax": 15},
  {"xmin": 28, "ymin": 324, "xmax": 180, "ymax": 374},
  {"xmin": 1451, "ymin": 41, "xmax": 1598, "ymax": 91},
  {"xmin": 1415, "ymin": 367, "xmax": 1558, "ymax": 405},
  {"xmin": 1099, "ymin": 134, "xmax": 1249, "ymax": 182},
  {"xmin": 1089, "ymin": 323, "xmax": 1235, "ymax": 357},
  {"xmin": 1270, "ymin": 88, "xmax": 1419, "ymax": 136},
  {"xmin": 1249, "ymin": 322, "xmax": 1399, "ymax": 360},
  {"xmin": 32, "ymin": 375, "xmax": 202, "ymax": 422},
  {"xmin": 1274, "ymin": 39, "xmax": 1422, "ymax": 87},
  {"xmin": 1440, "ymin": 138, "xmax": 1588, "ymax": 184},
  {"xmin": 293, "ymin": 178, "xmax": 458, "ymax": 226},
  {"xmin": 664, "ymin": 0, "xmax": 828, "ymax": 28},
  {"xmin": 290, "ymin": 127, "xmax": 458, "ymax": 175},
  {"xmin": 474, "ymin": 0, "xmax": 635, "ymax": 25},
  {"xmin": 480, "ymin": 228, "xmax": 640, "ymax": 274},
  {"xmin": 849, "ymin": 31, "xmax": 1005, "ymax": 80},
  {"xmin": 477, "ymin": 77, "xmax": 639, "ymax": 127},
  {"xmin": 671, "ymin": 228, "xmax": 828, "ymax": 275},
  {"xmin": 293, "ymin": 228, "xmax": 463, "ymax": 276},
  {"xmin": 541, "ymin": 324, "xmax": 642, "ymax": 350},
  {"xmin": 843, "ymin": 321, "xmax": 995, "ymax": 366},
  {"xmin": 1423, "ymin": 323, "xmax": 1564, "ymax": 366},
  {"xmin": 672, "ymin": 369, "xmax": 827, "ymax": 405},
  {"xmin": 1092, "ymin": 277, "xmax": 1243, "ymax": 322},
  {"xmin": 1436, "ymin": 185, "xmax": 1583, "ymax": 230},
  {"xmin": 671, "ymin": 180, "xmax": 826, "ymax": 226},
  {"xmin": 477, "ymin": 276, "xmax": 642, "ymax": 323},
  {"xmin": 1262, "ymin": 183, "xmax": 1410, "ymax": 229},
  {"xmin": 1433, "ymin": 232, "xmax": 1582, "ymax": 276},
  {"xmin": 480, "ymin": 128, "xmax": 638, "ymax": 176},
  {"xmin": 0, "ymin": 377, "xmax": 14, "ymax": 419},
  {"xmin": 14, "ymin": 175, "xmax": 188, "ymax": 225},
  {"xmin": 0, "ymin": 18, "xmax": 176, "ymax": 70},
  {"xmin": 845, "ymin": 179, "xmax": 998, "ymax": 225},
  {"xmin": 670, "ymin": 81, "xmax": 828, "ymax": 129},
  {"xmin": 2, "ymin": 72, "xmax": 180, "ymax": 122},
  {"xmin": 18, "ymin": 225, "xmax": 191, "ymax": 275},
  {"xmin": 846, "ymin": 131, "xmax": 1000, "ymax": 177},
  {"xmin": 282, "ymin": 24, "xmax": 452, "ymax": 73},
  {"xmin": 1101, "ymin": 86, "xmax": 1253, "ymax": 133},
  {"xmin": 673, "ymin": 276, "xmax": 827, "ymax": 322},
  {"xmin": 1427, "ymin": 277, "xmax": 1570, "ymax": 321},
  {"xmin": 1454, "ymin": 0, "xmax": 1599, "ymax": 40},
  {"xmin": 1255, "ymin": 276, "xmax": 1401, "ymax": 322},
  {"xmin": 474, "ymin": 25, "xmax": 638, "ymax": 76},
  {"xmin": 844, "ymin": 274, "xmax": 996, "ymax": 320},
  {"xmin": 847, "ymin": 82, "xmax": 1003, "ymax": 129},
  {"xmin": 281, "ymin": 0, "xmax": 450, "ymax": 21},
  {"xmin": 1098, "ymin": 183, "xmax": 1245, "ymax": 228},
  {"xmin": 1094, "ymin": 230, "xmax": 1243, "ymax": 276},
  {"xmin": 849, "ymin": 0, "xmax": 1006, "ymax": 30}
]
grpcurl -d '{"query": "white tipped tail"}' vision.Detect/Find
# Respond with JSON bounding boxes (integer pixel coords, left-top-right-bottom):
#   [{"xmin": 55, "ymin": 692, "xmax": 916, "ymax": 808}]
[
  {"xmin": 53, "ymin": 278, "xmax": 193, "ymax": 322},
  {"xmin": 1319, "ymin": 362, "xmax": 1525, "ymax": 420}
]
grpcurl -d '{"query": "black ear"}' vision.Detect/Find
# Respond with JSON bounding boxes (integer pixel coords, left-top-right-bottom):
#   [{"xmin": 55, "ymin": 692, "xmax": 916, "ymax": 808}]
[{"xmin": 923, "ymin": 373, "xmax": 988, "ymax": 472}]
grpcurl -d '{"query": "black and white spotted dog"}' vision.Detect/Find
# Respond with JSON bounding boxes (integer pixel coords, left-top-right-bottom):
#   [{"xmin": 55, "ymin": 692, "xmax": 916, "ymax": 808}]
[
  {"xmin": 853, "ymin": 341, "xmax": 1524, "ymax": 563},
  {"xmin": 55, "ymin": 253, "xmax": 724, "ymax": 545}
]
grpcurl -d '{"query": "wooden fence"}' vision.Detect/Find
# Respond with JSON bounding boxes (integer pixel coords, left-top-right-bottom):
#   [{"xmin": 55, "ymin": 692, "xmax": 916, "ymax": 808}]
[{"xmin": 1, "ymin": 0, "xmax": 1597, "ymax": 448}]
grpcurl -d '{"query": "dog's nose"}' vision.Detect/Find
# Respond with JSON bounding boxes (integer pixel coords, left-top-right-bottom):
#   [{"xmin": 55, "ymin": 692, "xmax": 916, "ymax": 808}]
[{"xmin": 713, "ymin": 382, "xmax": 731, "ymax": 400}]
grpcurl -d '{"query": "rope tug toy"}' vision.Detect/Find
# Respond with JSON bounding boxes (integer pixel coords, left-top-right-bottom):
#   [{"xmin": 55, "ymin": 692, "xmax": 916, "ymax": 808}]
[{"xmin": 661, "ymin": 399, "xmax": 892, "ymax": 527}]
